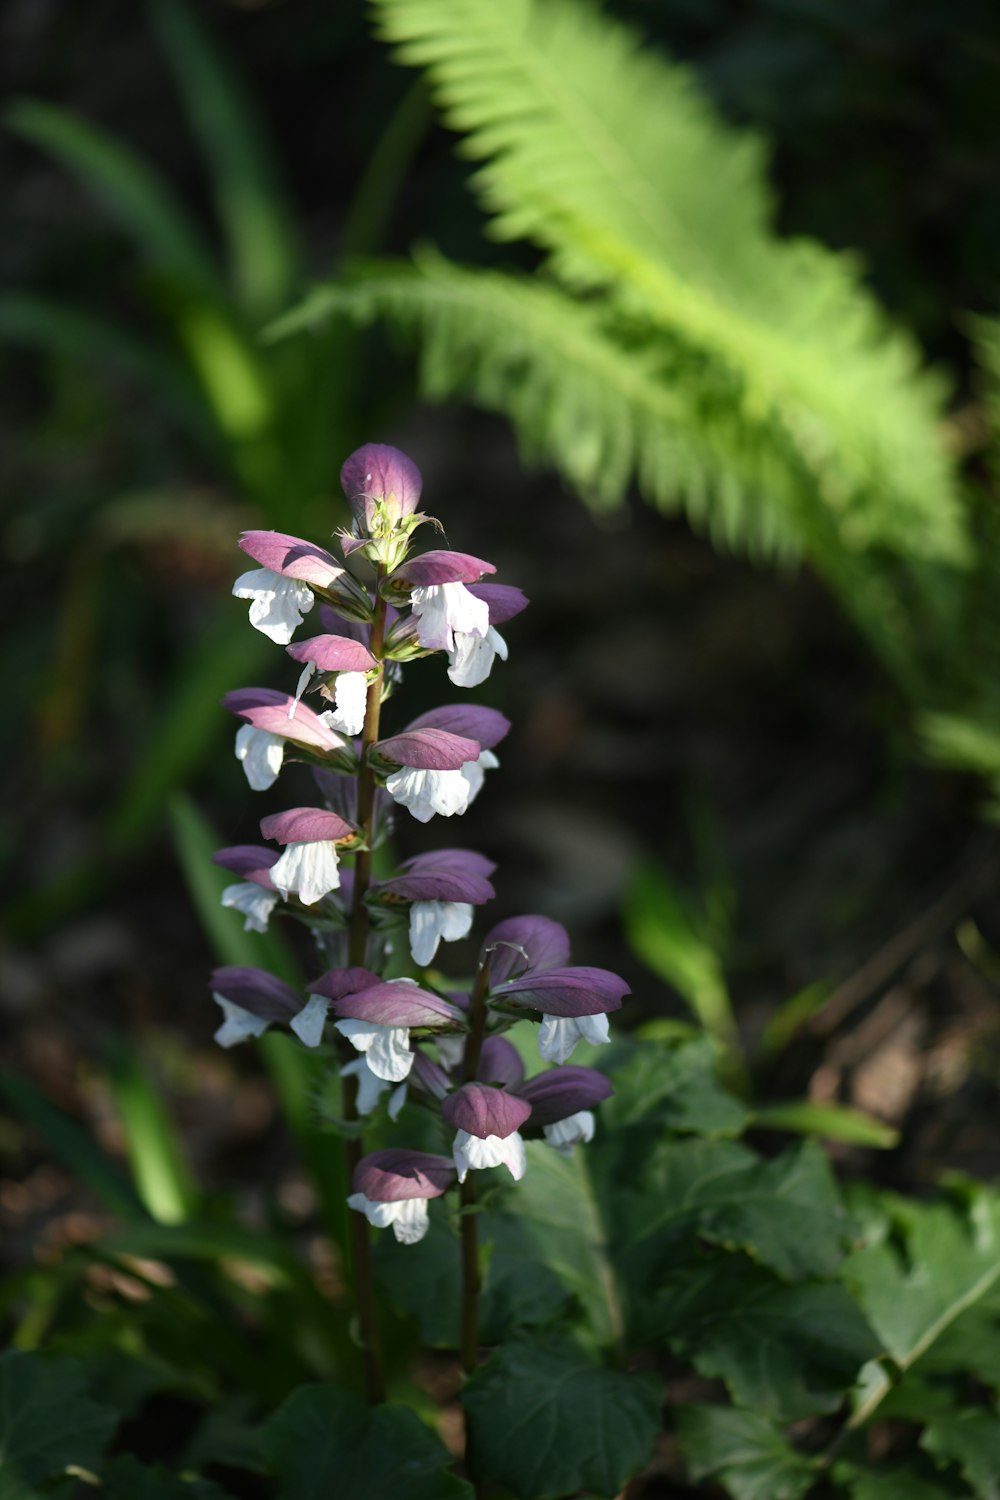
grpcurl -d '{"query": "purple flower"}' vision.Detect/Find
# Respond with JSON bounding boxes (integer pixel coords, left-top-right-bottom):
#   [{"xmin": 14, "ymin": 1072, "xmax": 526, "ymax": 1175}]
[
  {"xmin": 376, "ymin": 849, "xmax": 496, "ymax": 968},
  {"xmin": 210, "ymin": 965, "xmax": 304, "ymax": 1048},
  {"xmin": 477, "ymin": 1036, "xmax": 526, "ymax": 1089},
  {"xmin": 259, "ymin": 806, "xmax": 356, "ymax": 907},
  {"xmin": 284, "ymin": 634, "xmax": 377, "ymax": 736},
  {"xmin": 480, "ymin": 914, "xmax": 628, "ymax": 1064},
  {"xmin": 374, "ymin": 727, "xmax": 483, "ymax": 824},
  {"xmin": 515, "ymin": 1065, "xmax": 613, "ymax": 1154},
  {"xmin": 407, "ymin": 704, "xmax": 511, "ymax": 752},
  {"xmin": 481, "ymin": 914, "xmax": 570, "ymax": 984},
  {"xmin": 333, "ymin": 980, "xmax": 464, "ymax": 1083},
  {"xmin": 293, "ymin": 965, "xmax": 379, "ymax": 1054},
  {"xmin": 386, "ymin": 550, "xmax": 496, "ymax": 593},
  {"xmin": 213, "ymin": 844, "xmax": 280, "ymax": 933},
  {"xmin": 340, "ymin": 443, "xmax": 423, "ymax": 530},
  {"xmin": 442, "ymin": 1083, "xmax": 530, "ymax": 1182},
  {"xmin": 234, "ymin": 531, "xmax": 370, "ymax": 641},
  {"xmin": 347, "ymin": 1147, "xmax": 455, "ymax": 1246},
  {"xmin": 223, "ymin": 687, "xmax": 348, "ymax": 791},
  {"xmin": 378, "ymin": 849, "xmax": 496, "ymax": 906},
  {"xmin": 515, "ymin": 1065, "xmax": 613, "ymax": 1125},
  {"xmin": 466, "ymin": 583, "xmax": 529, "ymax": 624}
]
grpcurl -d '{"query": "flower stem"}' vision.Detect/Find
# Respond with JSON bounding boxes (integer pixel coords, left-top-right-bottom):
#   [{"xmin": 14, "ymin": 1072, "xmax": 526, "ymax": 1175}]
[
  {"xmin": 343, "ymin": 581, "xmax": 389, "ymax": 1405},
  {"xmin": 458, "ymin": 962, "xmax": 491, "ymax": 1378}
]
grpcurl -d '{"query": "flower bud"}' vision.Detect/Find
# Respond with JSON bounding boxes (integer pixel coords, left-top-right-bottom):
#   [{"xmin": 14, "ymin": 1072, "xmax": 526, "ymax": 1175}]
[{"xmin": 340, "ymin": 444, "xmax": 423, "ymax": 531}]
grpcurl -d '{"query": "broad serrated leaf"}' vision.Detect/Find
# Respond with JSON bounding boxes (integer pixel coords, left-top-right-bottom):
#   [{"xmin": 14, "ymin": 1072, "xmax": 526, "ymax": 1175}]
[
  {"xmin": 676, "ymin": 1405, "xmax": 817, "ymax": 1500},
  {"xmin": 501, "ymin": 1140, "xmax": 624, "ymax": 1346},
  {"xmin": 263, "ymin": 1385, "xmax": 472, "ymax": 1500},
  {"xmin": 102, "ymin": 1456, "xmax": 231, "ymax": 1499},
  {"xmin": 653, "ymin": 1256, "xmax": 879, "ymax": 1421},
  {"xmin": 922, "ymin": 1410, "xmax": 1000, "ymax": 1499},
  {"xmin": 844, "ymin": 1188, "xmax": 1000, "ymax": 1425},
  {"xmin": 833, "ymin": 1459, "xmax": 965, "ymax": 1499},
  {"xmin": 615, "ymin": 1138, "xmax": 853, "ymax": 1301},
  {"xmin": 0, "ymin": 1352, "xmax": 118, "ymax": 1500},
  {"xmin": 599, "ymin": 1034, "xmax": 748, "ymax": 1138},
  {"xmin": 374, "ymin": 1204, "xmax": 570, "ymax": 1347},
  {"xmin": 461, "ymin": 1337, "xmax": 660, "ymax": 1500}
]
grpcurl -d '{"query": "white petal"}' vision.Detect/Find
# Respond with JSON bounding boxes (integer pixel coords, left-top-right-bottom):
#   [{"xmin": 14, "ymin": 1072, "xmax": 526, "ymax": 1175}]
[
  {"xmin": 390, "ymin": 1197, "xmax": 430, "ymax": 1245},
  {"xmin": 221, "ymin": 881, "xmax": 278, "ymax": 934},
  {"xmin": 345, "ymin": 1193, "xmax": 430, "ymax": 1244},
  {"xmin": 543, "ymin": 1111, "xmax": 596, "ymax": 1156},
  {"xmin": 290, "ymin": 993, "xmax": 329, "ymax": 1048},
  {"xmin": 270, "ymin": 841, "xmax": 340, "ymax": 906},
  {"xmin": 334, "ymin": 1019, "xmax": 413, "ymax": 1082},
  {"xmin": 234, "ymin": 724, "xmax": 285, "ymax": 792},
  {"xmin": 385, "ymin": 766, "xmax": 472, "ymax": 823},
  {"xmin": 232, "ymin": 568, "xmax": 315, "ymax": 645},
  {"xmin": 340, "ymin": 1057, "xmax": 390, "ymax": 1114},
  {"xmin": 447, "ymin": 626, "xmax": 508, "ymax": 688},
  {"xmin": 346, "ymin": 1192, "xmax": 399, "ymax": 1229},
  {"xmin": 387, "ymin": 1083, "xmax": 408, "ymax": 1121},
  {"xmin": 452, "ymin": 1129, "xmax": 527, "ymax": 1183},
  {"xmin": 408, "ymin": 900, "xmax": 474, "ymax": 966},
  {"xmin": 460, "ymin": 749, "xmax": 499, "ymax": 805},
  {"xmin": 212, "ymin": 994, "xmax": 270, "ymax": 1049},
  {"xmin": 411, "ymin": 582, "xmax": 490, "ymax": 652},
  {"xmin": 435, "ymin": 1036, "xmax": 466, "ymax": 1072},
  {"xmin": 322, "ymin": 671, "xmax": 368, "ymax": 737},
  {"xmin": 289, "ymin": 661, "xmax": 315, "ymax": 718},
  {"xmin": 537, "ymin": 1012, "xmax": 611, "ymax": 1065}
]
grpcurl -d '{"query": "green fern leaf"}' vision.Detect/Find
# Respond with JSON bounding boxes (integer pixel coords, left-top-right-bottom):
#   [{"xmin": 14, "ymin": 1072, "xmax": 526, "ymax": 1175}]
[
  {"xmin": 267, "ymin": 252, "xmax": 826, "ymax": 558},
  {"xmin": 370, "ymin": 0, "xmax": 965, "ymax": 564}
]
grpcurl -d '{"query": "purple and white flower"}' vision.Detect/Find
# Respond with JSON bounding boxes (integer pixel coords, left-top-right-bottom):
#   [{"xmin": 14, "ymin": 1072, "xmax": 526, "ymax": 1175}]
[
  {"xmin": 213, "ymin": 844, "xmax": 280, "ymax": 933},
  {"xmin": 481, "ymin": 915, "xmax": 628, "ymax": 1063},
  {"xmin": 210, "ymin": 965, "xmax": 304, "ymax": 1048},
  {"xmin": 347, "ymin": 1147, "xmax": 455, "ymax": 1246},
  {"xmin": 375, "ymin": 726, "xmax": 483, "ymax": 823},
  {"xmin": 285, "ymin": 634, "xmax": 377, "ymax": 734},
  {"xmin": 515, "ymin": 1066, "xmax": 613, "ymax": 1154},
  {"xmin": 259, "ymin": 807, "xmax": 355, "ymax": 907},
  {"xmin": 377, "ymin": 849, "xmax": 496, "ymax": 966},
  {"xmin": 333, "ymin": 980, "xmax": 464, "ymax": 1082},
  {"xmin": 442, "ymin": 1083, "xmax": 531, "ymax": 1182}
]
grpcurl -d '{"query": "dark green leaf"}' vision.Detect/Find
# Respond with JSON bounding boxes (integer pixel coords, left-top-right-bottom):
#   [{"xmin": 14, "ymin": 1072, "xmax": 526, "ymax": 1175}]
[
  {"xmin": 375, "ymin": 1202, "xmax": 570, "ymax": 1348},
  {"xmin": 844, "ymin": 1189, "xmax": 1000, "ymax": 1425},
  {"xmin": 263, "ymin": 1385, "xmax": 472, "ymax": 1499},
  {"xmin": 102, "ymin": 1456, "xmax": 231, "ymax": 1499},
  {"xmin": 833, "ymin": 1459, "xmax": 965, "ymax": 1499},
  {"xmin": 600, "ymin": 1034, "xmax": 748, "ymax": 1137},
  {"xmin": 0, "ymin": 1351, "xmax": 117, "ymax": 1500},
  {"xmin": 615, "ymin": 1138, "xmax": 853, "ymax": 1299},
  {"xmin": 676, "ymin": 1404, "xmax": 817, "ymax": 1500},
  {"xmin": 654, "ymin": 1257, "xmax": 880, "ymax": 1421},
  {"xmin": 922, "ymin": 1410, "xmax": 1000, "ymax": 1499},
  {"xmin": 461, "ymin": 1336, "xmax": 660, "ymax": 1499}
]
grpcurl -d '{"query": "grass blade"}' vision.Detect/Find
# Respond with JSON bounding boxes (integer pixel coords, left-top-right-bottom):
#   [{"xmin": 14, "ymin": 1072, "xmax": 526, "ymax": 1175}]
[
  {"xmin": 751, "ymin": 1100, "xmax": 900, "ymax": 1150},
  {"xmin": 7, "ymin": 98, "xmax": 222, "ymax": 296},
  {"xmin": 150, "ymin": 0, "xmax": 300, "ymax": 319},
  {"xmin": 0, "ymin": 1072, "xmax": 142, "ymax": 1220},
  {"xmin": 105, "ymin": 1041, "xmax": 200, "ymax": 1224}
]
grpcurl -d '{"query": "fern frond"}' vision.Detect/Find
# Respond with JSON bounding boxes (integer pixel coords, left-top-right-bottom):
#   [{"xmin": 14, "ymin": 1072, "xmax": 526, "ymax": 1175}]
[
  {"xmin": 268, "ymin": 251, "xmax": 849, "ymax": 559},
  {"xmin": 370, "ymin": 0, "xmax": 965, "ymax": 564}
]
